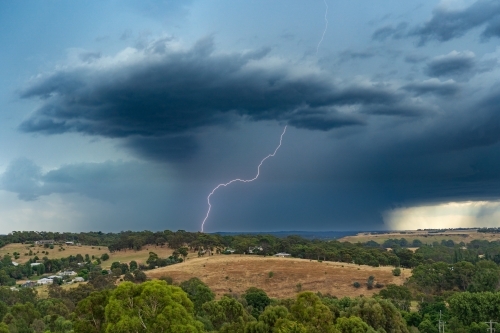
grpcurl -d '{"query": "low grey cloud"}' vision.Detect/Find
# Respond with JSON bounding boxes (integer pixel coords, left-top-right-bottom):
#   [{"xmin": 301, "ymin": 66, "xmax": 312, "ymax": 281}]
[
  {"xmin": 78, "ymin": 51, "xmax": 101, "ymax": 63},
  {"xmin": 339, "ymin": 49, "xmax": 375, "ymax": 62},
  {"xmin": 404, "ymin": 54, "xmax": 428, "ymax": 64},
  {"xmin": 0, "ymin": 158, "xmax": 154, "ymax": 202},
  {"xmin": 402, "ymin": 79, "xmax": 460, "ymax": 96},
  {"xmin": 122, "ymin": 135, "xmax": 200, "ymax": 162},
  {"xmin": 360, "ymin": 104, "xmax": 428, "ymax": 117},
  {"xmin": 482, "ymin": 17, "xmax": 500, "ymax": 38},
  {"xmin": 371, "ymin": 22, "xmax": 408, "ymax": 41},
  {"xmin": 286, "ymin": 108, "xmax": 364, "ymax": 131},
  {"xmin": 411, "ymin": 0, "xmax": 500, "ymax": 45},
  {"xmin": 425, "ymin": 50, "xmax": 475, "ymax": 78},
  {"xmin": 1, "ymin": 158, "xmax": 43, "ymax": 201},
  {"xmin": 18, "ymin": 37, "xmax": 407, "ymax": 162}
]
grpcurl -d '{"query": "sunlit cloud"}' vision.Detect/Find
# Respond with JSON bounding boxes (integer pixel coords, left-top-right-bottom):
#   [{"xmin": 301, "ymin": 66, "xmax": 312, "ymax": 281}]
[{"xmin": 383, "ymin": 201, "xmax": 500, "ymax": 230}]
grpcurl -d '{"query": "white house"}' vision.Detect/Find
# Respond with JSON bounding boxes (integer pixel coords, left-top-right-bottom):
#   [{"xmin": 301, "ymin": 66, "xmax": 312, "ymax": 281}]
[
  {"xmin": 274, "ymin": 252, "xmax": 291, "ymax": 257},
  {"xmin": 30, "ymin": 263, "xmax": 41, "ymax": 267},
  {"xmin": 35, "ymin": 240, "xmax": 54, "ymax": 245},
  {"xmin": 37, "ymin": 278, "xmax": 53, "ymax": 285},
  {"xmin": 11, "ymin": 262, "xmax": 19, "ymax": 266},
  {"xmin": 248, "ymin": 246, "xmax": 263, "ymax": 254},
  {"xmin": 73, "ymin": 277, "xmax": 84, "ymax": 283},
  {"xmin": 59, "ymin": 270, "xmax": 77, "ymax": 276}
]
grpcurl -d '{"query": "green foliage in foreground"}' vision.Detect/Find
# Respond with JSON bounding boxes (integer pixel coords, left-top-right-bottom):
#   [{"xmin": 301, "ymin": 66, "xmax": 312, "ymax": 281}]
[
  {"xmin": 106, "ymin": 281, "xmax": 204, "ymax": 333},
  {"xmin": 3, "ymin": 277, "xmax": 500, "ymax": 332}
]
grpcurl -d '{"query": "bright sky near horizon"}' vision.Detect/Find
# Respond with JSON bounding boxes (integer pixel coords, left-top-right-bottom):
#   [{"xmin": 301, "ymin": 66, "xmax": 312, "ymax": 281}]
[{"xmin": 2, "ymin": 0, "xmax": 500, "ymax": 233}]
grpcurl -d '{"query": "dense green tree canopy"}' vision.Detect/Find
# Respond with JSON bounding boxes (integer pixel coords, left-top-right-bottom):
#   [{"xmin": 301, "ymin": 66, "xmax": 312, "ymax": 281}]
[{"xmin": 105, "ymin": 280, "xmax": 204, "ymax": 333}]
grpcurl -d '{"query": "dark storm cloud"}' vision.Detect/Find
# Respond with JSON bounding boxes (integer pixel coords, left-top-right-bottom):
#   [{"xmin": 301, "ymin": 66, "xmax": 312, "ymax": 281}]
[
  {"xmin": 18, "ymin": 37, "xmax": 408, "ymax": 162},
  {"xmin": 404, "ymin": 54, "xmax": 428, "ymax": 64},
  {"xmin": 425, "ymin": 51, "xmax": 475, "ymax": 78},
  {"xmin": 319, "ymin": 86, "xmax": 500, "ymax": 226},
  {"xmin": 1, "ymin": 158, "xmax": 43, "ymax": 201},
  {"xmin": 79, "ymin": 51, "xmax": 101, "ymax": 63},
  {"xmin": 371, "ymin": 22, "xmax": 408, "ymax": 41},
  {"xmin": 286, "ymin": 108, "xmax": 364, "ymax": 131},
  {"xmin": 122, "ymin": 135, "xmax": 199, "ymax": 162},
  {"xmin": 411, "ymin": 0, "xmax": 500, "ymax": 45},
  {"xmin": 402, "ymin": 79, "xmax": 460, "ymax": 96},
  {"xmin": 482, "ymin": 17, "xmax": 500, "ymax": 38},
  {"xmin": 0, "ymin": 158, "xmax": 152, "ymax": 201},
  {"xmin": 360, "ymin": 104, "xmax": 428, "ymax": 117},
  {"xmin": 339, "ymin": 49, "xmax": 375, "ymax": 62}
]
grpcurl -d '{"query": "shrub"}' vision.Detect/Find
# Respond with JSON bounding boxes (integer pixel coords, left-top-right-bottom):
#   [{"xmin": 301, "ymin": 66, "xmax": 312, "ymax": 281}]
[
  {"xmin": 133, "ymin": 270, "xmax": 147, "ymax": 283},
  {"xmin": 268, "ymin": 271, "xmax": 274, "ymax": 278},
  {"xmin": 159, "ymin": 276, "xmax": 174, "ymax": 285},
  {"xmin": 375, "ymin": 283, "xmax": 384, "ymax": 288},
  {"xmin": 296, "ymin": 283, "xmax": 302, "ymax": 292},
  {"xmin": 353, "ymin": 281, "xmax": 361, "ymax": 288},
  {"xmin": 392, "ymin": 268, "xmax": 401, "ymax": 276},
  {"xmin": 367, "ymin": 276, "xmax": 375, "ymax": 290}
]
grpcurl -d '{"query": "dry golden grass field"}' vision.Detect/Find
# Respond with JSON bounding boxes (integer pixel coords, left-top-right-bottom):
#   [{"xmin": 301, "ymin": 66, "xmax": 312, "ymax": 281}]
[
  {"xmin": 146, "ymin": 255, "xmax": 409, "ymax": 299},
  {"xmin": 35, "ymin": 281, "xmax": 87, "ymax": 298},
  {"xmin": 0, "ymin": 243, "xmax": 109, "ymax": 264},
  {"xmin": 0, "ymin": 243, "xmax": 179, "ymax": 269},
  {"xmin": 339, "ymin": 229, "xmax": 500, "ymax": 245}
]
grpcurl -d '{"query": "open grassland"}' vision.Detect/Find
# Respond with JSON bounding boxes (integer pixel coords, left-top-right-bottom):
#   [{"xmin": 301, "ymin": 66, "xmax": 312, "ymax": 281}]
[
  {"xmin": 104, "ymin": 246, "xmax": 178, "ymax": 269},
  {"xmin": 35, "ymin": 281, "xmax": 87, "ymax": 299},
  {"xmin": 339, "ymin": 229, "xmax": 500, "ymax": 245},
  {"xmin": 146, "ymin": 255, "xmax": 409, "ymax": 299},
  {"xmin": 0, "ymin": 243, "xmax": 179, "ymax": 269},
  {"xmin": 0, "ymin": 243, "xmax": 109, "ymax": 264}
]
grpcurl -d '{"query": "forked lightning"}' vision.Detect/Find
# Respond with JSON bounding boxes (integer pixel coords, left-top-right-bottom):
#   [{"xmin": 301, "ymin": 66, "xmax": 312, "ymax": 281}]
[{"xmin": 201, "ymin": 126, "xmax": 287, "ymax": 232}]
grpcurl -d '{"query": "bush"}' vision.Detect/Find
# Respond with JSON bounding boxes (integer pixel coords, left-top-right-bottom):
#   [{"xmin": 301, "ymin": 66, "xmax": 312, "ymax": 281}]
[
  {"xmin": 268, "ymin": 271, "xmax": 274, "ymax": 278},
  {"xmin": 367, "ymin": 276, "xmax": 375, "ymax": 290},
  {"xmin": 159, "ymin": 276, "xmax": 174, "ymax": 285},
  {"xmin": 392, "ymin": 268, "xmax": 401, "ymax": 276},
  {"xmin": 133, "ymin": 270, "xmax": 147, "ymax": 283},
  {"xmin": 296, "ymin": 283, "xmax": 302, "ymax": 292},
  {"xmin": 123, "ymin": 272, "xmax": 134, "ymax": 282},
  {"xmin": 353, "ymin": 281, "xmax": 361, "ymax": 288},
  {"xmin": 101, "ymin": 253, "xmax": 110, "ymax": 261},
  {"xmin": 375, "ymin": 283, "xmax": 384, "ymax": 288}
]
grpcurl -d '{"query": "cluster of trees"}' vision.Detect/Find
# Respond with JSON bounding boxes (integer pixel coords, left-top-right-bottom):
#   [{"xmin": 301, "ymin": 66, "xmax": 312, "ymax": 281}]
[
  {"xmin": 0, "ymin": 231, "xmax": 117, "ymax": 247},
  {"xmin": 362, "ymin": 239, "xmax": 500, "ymax": 268},
  {"xmin": 107, "ymin": 231, "xmax": 408, "ymax": 268},
  {"xmin": 478, "ymin": 228, "xmax": 500, "ymax": 233},
  {"xmin": 8, "ymin": 274, "xmax": 500, "ymax": 333},
  {"xmin": 0, "ymin": 251, "xmax": 110, "ymax": 286},
  {"xmin": 8, "ymin": 229, "xmax": 500, "ymax": 271},
  {"xmin": 0, "ymin": 277, "xmax": 413, "ymax": 333},
  {"xmin": 0, "ymin": 242, "xmax": 190, "ymax": 290},
  {"xmin": 408, "ymin": 260, "xmax": 500, "ymax": 294}
]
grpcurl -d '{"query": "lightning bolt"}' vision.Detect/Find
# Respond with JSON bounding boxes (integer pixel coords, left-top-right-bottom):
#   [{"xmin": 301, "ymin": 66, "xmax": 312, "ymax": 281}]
[
  {"xmin": 316, "ymin": 0, "xmax": 329, "ymax": 55},
  {"xmin": 201, "ymin": 126, "xmax": 287, "ymax": 232}
]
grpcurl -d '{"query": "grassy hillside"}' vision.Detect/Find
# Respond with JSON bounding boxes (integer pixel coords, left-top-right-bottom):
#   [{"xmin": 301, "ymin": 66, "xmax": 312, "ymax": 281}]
[
  {"xmin": 0, "ymin": 243, "xmax": 179, "ymax": 269},
  {"xmin": 339, "ymin": 229, "xmax": 500, "ymax": 245},
  {"xmin": 146, "ymin": 255, "xmax": 409, "ymax": 299}
]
